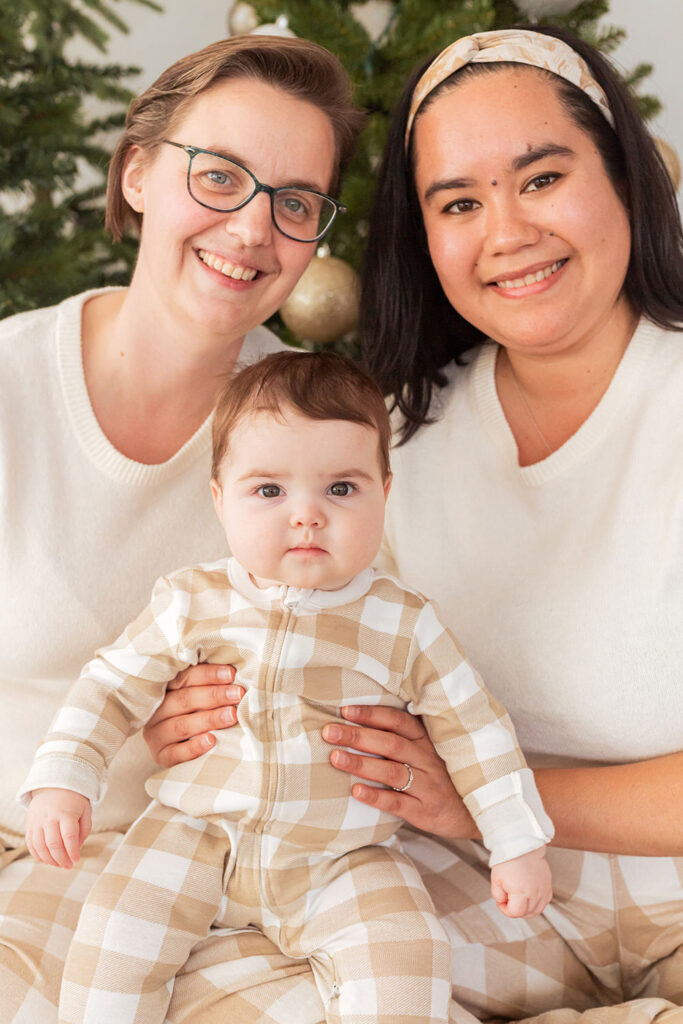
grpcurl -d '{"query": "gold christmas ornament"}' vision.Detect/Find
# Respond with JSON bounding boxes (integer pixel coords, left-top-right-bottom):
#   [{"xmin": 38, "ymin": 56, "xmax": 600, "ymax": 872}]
[
  {"xmin": 227, "ymin": 1, "xmax": 259, "ymax": 35},
  {"xmin": 280, "ymin": 246, "xmax": 361, "ymax": 344},
  {"xmin": 250, "ymin": 14, "xmax": 296, "ymax": 38},
  {"xmin": 654, "ymin": 136, "xmax": 681, "ymax": 191}
]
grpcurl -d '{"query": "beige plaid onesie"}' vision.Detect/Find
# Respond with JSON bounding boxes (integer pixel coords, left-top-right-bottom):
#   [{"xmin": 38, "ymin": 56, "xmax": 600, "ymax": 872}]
[{"xmin": 21, "ymin": 558, "xmax": 552, "ymax": 1024}]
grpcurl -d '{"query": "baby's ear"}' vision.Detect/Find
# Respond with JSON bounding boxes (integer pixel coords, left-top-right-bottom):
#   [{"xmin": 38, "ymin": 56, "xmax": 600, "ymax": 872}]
[{"xmin": 210, "ymin": 479, "xmax": 223, "ymax": 517}]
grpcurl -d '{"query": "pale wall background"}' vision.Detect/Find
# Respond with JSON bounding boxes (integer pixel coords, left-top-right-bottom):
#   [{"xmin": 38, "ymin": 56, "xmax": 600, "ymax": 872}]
[{"xmin": 83, "ymin": 0, "xmax": 682, "ymax": 191}]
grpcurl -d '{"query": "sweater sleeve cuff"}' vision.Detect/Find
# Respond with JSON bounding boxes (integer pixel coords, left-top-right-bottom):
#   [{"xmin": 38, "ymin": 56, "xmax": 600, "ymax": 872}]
[
  {"xmin": 16, "ymin": 757, "xmax": 104, "ymax": 808},
  {"xmin": 463, "ymin": 767, "xmax": 554, "ymax": 867}
]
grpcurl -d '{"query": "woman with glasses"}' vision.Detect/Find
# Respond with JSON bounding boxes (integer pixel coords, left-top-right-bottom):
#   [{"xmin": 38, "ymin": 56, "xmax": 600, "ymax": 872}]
[{"xmin": 0, "ymin": 35, "xmax": 361, "ymax": 1022}]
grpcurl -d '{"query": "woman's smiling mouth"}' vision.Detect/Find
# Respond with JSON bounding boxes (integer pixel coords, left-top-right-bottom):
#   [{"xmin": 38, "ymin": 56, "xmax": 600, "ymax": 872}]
[
  {"xmin": 196, "ymin": 248, "xmax": 259, "ymax": 280},
  {"xmin": 492, "ymin": 258, "xmax": 568, "ymax": 291}
]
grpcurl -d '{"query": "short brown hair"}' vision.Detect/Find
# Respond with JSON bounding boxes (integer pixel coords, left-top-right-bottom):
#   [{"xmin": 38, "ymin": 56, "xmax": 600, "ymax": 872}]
[
  {"xmin": 107, "ymin": 36, "xmax": 364, "ymax": 240},
  {"xmin": 211, "ymin": 352, "xmax": 391, "ymax": 482}
]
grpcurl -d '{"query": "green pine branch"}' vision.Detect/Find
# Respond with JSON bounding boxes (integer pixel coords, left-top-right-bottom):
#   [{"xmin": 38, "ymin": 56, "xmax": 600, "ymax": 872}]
[{"xmin": 0, "ymin": 0, "xmax": 162, "ymax": 317}]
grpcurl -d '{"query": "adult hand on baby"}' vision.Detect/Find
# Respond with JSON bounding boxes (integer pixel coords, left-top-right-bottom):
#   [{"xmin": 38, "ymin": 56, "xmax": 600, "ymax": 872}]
[
  {"xmin": 323, "ymin": 705, "xmax": 480, "ymax": 841},
  {"xmin": 143, "ymin": 663, "xmax": 244, "ymax": 767},
  {"xmin": 490, "ymin": 846, "xmax": 552, "ymax": 918},
  {"xmin": 26, "ymin": 788, "xmax": 92, "ymax": 868}
]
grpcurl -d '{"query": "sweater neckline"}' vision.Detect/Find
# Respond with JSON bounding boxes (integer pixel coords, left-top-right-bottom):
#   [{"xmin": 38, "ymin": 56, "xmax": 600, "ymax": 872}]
[
  {"xmin": 56, "ymin": 289, "xmax": 216, "ymax": 486},
  {"xmin": 471, "ymin": 318, "xmax": 659, "ymax": 486}
]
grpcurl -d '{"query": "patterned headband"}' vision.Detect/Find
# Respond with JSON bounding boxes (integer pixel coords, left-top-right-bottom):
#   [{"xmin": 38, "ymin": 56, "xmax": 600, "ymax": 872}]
[{"xmin": 405, "ymin": 28, "xmax": 615, "ymax": 149}]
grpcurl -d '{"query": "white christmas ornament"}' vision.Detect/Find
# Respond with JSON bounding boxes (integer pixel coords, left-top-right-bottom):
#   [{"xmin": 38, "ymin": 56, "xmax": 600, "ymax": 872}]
[
  {"xmin": 250, "ymin": 14, "xmax": 296, "ymax": 38},
  {"xmin": 227, "ymin": 1, "xmax": 259, "ymax": 36},
  {"xmin": 349, "ymin": 1, "xmax": 394, "ymax": 42},
  {"xmin": 514, "ymin": 0, "xmax": 581, "ymax": 18}
]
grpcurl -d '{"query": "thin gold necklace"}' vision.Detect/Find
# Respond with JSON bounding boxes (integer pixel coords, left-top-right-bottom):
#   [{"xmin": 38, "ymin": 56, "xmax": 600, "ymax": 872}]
[{"xmin": 504, "ymin": 351, "xmax": 554, "ymax": 458}]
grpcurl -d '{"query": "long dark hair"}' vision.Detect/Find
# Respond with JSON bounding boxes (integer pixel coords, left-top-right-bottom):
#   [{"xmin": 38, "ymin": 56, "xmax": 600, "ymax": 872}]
[{"xmin": 360, "ymin": 25, "xmax": 683, "ymax": 443}]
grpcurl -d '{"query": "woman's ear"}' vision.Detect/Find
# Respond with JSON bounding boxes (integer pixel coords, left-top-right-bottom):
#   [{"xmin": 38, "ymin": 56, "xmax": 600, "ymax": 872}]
[{"xmin": 121, "ymin": 145, "xmax": 147, "ymax": 214}]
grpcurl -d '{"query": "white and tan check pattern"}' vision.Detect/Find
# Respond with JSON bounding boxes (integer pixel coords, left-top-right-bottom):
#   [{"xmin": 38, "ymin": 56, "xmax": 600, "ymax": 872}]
[
  {"xmin": 22, "ymin": 559, "xmax": 551, "ymax": 1023},
  {"xmin": 2, "ymin": 834, "xmax": 681, "ymax": 1024}
]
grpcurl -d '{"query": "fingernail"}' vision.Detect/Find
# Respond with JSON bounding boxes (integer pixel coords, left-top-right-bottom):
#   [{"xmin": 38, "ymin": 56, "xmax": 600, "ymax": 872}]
[
  {"xmin": 332, "ymin": 750, "xmax": 350, "ymax": 768},
  {"xmin": 220, "ymin": 708, "xmax": 236, "ymax": 724},
  {"xmin": 226, "ymin": 686, "xmax": 244, "ymax": 700},
  {"xmin": 341, "ymin": 706, "xmax": 359, "ymax": 719},
  {"xmin": 217, "ymin": 668, "xmax": 232, "ymax": 680},
  {"xmin": 324, "ymin": 725, "xmax": 341, "ymax": 741},
  {"xmin": 202, "ymin": 734, "xmax": 215, "ymax": 748}
]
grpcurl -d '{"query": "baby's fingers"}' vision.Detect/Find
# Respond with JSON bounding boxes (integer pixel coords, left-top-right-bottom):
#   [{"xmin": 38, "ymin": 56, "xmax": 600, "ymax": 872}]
[
  {"xmin": 61, "ymin": 815, "xmax": 83, "ymax": 865},
  {"xmin": 499, "ymin": 892, "xmax": 530, "ymax": 918},
  {"xmin": 43, "ymin": 819, "xmax": 74, "ymax": 868},
  {"xmin": 79, "ymin": 802, "xmax": 92, "ymax": 848}
]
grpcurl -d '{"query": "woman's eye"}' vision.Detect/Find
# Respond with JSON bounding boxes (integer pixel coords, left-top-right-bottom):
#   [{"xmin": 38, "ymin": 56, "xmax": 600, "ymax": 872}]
[
  {"xmin": 200, "ymin": 169, "xmax": 235, "ymax": 189},
  {"xmin": 257, "ymin": 484, "xmax": 282, "ymax": 498},
  {"xmin": 328, "ymin": 482, "xmax": 354, "ymax": 497},
  {"xmin": 276, "ymin": 191, "xmax": 314, "ymax": 222},
  {"xmin": 525, "ymin": 173, "xmax": 559, "ymax": 192},
  {"xmin": 445, "ymin": 198, "xmax": 480, "ymax": 215}
]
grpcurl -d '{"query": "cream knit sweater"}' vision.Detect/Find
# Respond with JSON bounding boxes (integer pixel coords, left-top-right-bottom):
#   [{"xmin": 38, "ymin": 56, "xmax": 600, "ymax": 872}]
[
  {"xmin": 0, "ymin": 290, "xmax": 284, "ymax": 840},
  {"xmin": 381, "ymin": 320, "xmax": 683, "ymax": 769}
]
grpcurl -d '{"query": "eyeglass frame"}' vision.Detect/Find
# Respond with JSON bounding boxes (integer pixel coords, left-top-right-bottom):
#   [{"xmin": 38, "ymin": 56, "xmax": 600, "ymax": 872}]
[{"xmin": 162, "ymin": 140, "xmax": 346, "ymax": 244}]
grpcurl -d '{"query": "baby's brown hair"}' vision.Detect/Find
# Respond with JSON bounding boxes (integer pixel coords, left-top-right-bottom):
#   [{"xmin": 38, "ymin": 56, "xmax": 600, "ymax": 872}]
[{"xmin": 212, "ymin": 352, "xmax": 391, "ymax": 482}]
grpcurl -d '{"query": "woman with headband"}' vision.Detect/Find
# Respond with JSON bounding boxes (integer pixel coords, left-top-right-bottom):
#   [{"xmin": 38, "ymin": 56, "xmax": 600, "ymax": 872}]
[
  {"xmin": 343, "ymin": 23, "xmax": 681, "ymax": 1024},
  {"xmin": 137, "ymin": 26, "xmax": 682, "ymax": 1024}
]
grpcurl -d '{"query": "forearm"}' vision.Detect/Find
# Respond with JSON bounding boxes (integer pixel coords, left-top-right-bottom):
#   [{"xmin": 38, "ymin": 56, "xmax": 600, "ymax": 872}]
[{"xmin": 536, "ymin": 751, "xmax": 683, "ymax": 857}]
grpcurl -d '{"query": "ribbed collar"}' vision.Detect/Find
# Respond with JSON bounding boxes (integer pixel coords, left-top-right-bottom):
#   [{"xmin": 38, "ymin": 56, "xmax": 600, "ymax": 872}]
[
  {"xmin": 227, "ymin": 557, "xmax": 375, "ymax": 612},
  {"xmin": 471, "ymin": 319, "xmax": 660, "ymax": 486}
]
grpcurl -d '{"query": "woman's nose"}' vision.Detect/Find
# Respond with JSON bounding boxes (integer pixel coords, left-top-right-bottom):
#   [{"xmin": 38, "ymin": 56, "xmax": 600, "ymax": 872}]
[
  {"xmin": 483, "ymin": 197, "xmax": 541, "ymax": 256},
  {"xmin": 224, "ymin": 191, "xmax": 273, "ymax": 247}
]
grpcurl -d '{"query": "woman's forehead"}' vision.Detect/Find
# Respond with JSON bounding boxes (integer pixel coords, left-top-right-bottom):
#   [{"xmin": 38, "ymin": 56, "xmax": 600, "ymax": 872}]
[
  {"xmin": 171, "ymin": 76, "xmax": 337, "ymax": 187},
  {"xmin": 413, "ymin": 68, "xmax": 575, "ymax": 171}
]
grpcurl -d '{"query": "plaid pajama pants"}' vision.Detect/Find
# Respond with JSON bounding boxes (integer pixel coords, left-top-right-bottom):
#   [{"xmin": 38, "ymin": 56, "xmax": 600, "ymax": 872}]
[
  {"xmin": 2, "ymin": 827, "xmax": 682, "ymax": 1024},
  {"xmin": 57, "ymin": 801, "xmax": 451, "ymax": 1024}
]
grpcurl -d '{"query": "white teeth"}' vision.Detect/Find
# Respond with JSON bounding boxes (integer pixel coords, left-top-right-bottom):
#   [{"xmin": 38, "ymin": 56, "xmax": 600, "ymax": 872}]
[
  {"xmin": 496, "ymin": 259, "xmax": 565, "ymax": 289},
  {"xmin": 197, "ymin": 249, "xmax": 258, "ymax": 281}
]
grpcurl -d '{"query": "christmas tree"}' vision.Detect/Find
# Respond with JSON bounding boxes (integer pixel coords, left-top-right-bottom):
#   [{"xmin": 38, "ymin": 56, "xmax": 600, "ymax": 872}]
[
  {"xmin": 242, "ymin": 0, "xmax": 660, "ymax": 350},
  {"xmin": 0, "ymin": 0, "xmax": 160, "ymax": 318}
]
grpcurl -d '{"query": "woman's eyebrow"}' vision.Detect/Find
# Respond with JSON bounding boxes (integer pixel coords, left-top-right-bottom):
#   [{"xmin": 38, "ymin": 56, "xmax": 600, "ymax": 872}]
[
  {"xmin": 512, "ymin": 143, "xmax": 575, "ymax": 172},
  {"xmin": 199, "ymin": 144, "xmax": 325, "ymax": 193},
  {"xmin": 423, "ymin": 143, "xmax": 575, "ymax": 201}
]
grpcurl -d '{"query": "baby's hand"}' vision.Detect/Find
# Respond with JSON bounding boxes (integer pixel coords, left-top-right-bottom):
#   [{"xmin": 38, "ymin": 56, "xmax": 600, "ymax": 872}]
[
  {"xmin": 490, "ymin": 846, "xmax": 552, "ymax": 918},
  {"xmin": 25, "ymin": 788, "xmax": 92, "ymax": 869}
]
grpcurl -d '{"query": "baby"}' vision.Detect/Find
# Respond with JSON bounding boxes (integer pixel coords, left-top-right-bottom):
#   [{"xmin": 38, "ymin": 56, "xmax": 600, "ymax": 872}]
[{"xmin": 21, "ymin": 352, "xmax": 553, "ymax": 1024}]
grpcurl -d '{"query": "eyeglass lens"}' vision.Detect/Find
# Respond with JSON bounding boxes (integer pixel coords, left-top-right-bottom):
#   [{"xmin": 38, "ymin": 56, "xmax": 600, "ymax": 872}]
[{"xmin": 188, "ymin": 151, "xmax": 336, "ymax": 241}]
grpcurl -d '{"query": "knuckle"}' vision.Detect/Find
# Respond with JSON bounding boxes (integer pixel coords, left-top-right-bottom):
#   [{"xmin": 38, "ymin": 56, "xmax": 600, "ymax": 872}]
[
  {"xmin": 172, "ymin": 716, "xmax": 192, "ymax": 740},
  {"xmin": 176, "ymin": 688, "xmax": 192, "ymax": 712},
  {"xmin": 384, "ymin": 735, "xmax": 402, "ymax": 759}
]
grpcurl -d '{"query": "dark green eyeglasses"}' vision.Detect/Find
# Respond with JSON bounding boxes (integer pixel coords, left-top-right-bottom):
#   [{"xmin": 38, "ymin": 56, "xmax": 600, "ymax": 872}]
[{"xmin": 163, "ymin": 140, "xmax": 345, "ymax": 243}]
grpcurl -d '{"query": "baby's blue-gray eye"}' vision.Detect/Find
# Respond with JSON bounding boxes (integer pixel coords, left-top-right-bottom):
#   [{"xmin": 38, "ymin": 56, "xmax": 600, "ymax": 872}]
[
  {"xmin": 258, "ymin": 484, "xmax": 281, "ymax": 498},
  {"xmin": 329, "ymin": 482, "xmax": 353, "ymax": 497}
]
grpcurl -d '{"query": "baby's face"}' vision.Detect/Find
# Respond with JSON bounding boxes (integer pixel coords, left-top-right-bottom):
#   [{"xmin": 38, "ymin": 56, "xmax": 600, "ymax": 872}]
[{"xmin": 211, "ymin": 407, "xmax": 391, "ymax": 591}]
